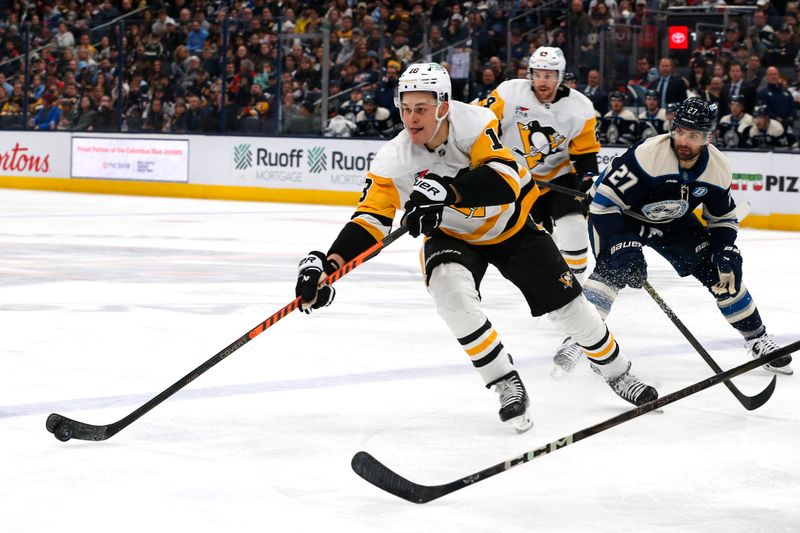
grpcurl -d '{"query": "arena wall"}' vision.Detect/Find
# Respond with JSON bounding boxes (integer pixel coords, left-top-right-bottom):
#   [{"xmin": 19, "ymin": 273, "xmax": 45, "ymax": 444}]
[{"xmin": 1, "ymin": 132, "xmax": 798, "ymax": 231}]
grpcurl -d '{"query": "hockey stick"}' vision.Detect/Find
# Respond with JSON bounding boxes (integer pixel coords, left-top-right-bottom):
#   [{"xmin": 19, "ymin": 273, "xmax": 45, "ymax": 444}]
[
  {"xmin": 352, "ymin": 339, "xmax": 799, "ymax": 504},
  {"xmin": 46, "ymin": 226, "xmax": 410, "ymax": 442},
  {"xmin": 642, "ymin": 280, "xmax": 776, "ymax": 410},
  {"xmin": 531, "ymin": 178, "xmax": 752, "ymax": 221}
]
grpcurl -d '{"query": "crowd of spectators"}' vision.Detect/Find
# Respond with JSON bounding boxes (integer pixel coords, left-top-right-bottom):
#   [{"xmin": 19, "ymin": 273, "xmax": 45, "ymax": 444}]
[{"xmin": 0, "ymin": 0, "xmax": 798, "ymax": 148}]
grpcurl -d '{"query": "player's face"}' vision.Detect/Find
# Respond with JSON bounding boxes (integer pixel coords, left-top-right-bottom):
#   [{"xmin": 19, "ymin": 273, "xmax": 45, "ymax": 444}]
[
  {"xmin": 530, "ymin": 69, "xmax": 559, "ymax": 102},
  {"xmin": 400, "ymin": 91, "xmax": 446, "ymax": 145},
  {"xmin": 671, "ymin": 126, "xmax": 709, "ymax": 161},
  {"xmin": 645, "ymin": 96, "xmax": 659, "ymax": 112},
  {"xmin": 610, "ymin": 98, "xmax": 623, "ymax": 112}
]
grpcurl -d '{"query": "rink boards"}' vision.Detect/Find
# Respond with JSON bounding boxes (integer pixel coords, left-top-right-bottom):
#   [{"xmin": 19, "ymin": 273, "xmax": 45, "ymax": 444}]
[{"xmin": 0, "ymin": 130, "xmax": 798, "ymax": 231}]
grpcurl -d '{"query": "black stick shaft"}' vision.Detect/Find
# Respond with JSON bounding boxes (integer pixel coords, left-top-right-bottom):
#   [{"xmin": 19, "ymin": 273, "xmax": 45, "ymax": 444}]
[
  {"xmin": 642, "ymin": 280, "xmax": 776, "ymax": 410},
  {"xmin": 46, "ymin": 226, "xmax": 409, "ymax": 441},
  {"xmin": 353, "ymin": 339, "xmax": 799, "ymax": 503}
]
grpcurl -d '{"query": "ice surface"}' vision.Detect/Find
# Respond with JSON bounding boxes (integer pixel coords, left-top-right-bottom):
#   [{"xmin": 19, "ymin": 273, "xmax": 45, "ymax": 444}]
[{"xmin": 1, "ymin": 189, "xmax": 798, "ymax": 533}]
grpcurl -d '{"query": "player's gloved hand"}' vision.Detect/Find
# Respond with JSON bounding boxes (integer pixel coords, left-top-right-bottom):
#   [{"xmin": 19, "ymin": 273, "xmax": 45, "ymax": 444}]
[
  {"xmin": 295, "ymin": 251, "xmax": 339, "ymax": 313},
  {"xmin": 402, "ymin": 173, "xmax": 456, "ymax": 238},
  {"xmin": 579, "ymin": 172, "xmax": 597, "ymax": 193},
  {"xmin": 711, "ymin": 245, "xmax": 742, "ymax": 296},
  {"xmin": 608, "ymin": 235, "xmax": 647, "ymax": 289}
]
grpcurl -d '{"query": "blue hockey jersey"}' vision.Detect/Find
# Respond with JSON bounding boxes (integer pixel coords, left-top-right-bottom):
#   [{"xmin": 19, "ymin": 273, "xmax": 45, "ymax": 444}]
[{"xmin": 589, "ymin": 134, "xmax": 739, "ymax": 251}]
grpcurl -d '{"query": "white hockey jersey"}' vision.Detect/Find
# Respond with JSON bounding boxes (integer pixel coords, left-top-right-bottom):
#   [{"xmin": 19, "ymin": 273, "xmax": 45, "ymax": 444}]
[
  {"xmin": 351, "ymin": 100, "xmax": 539, "ymax": 246},
  {"xmin": 478, "ymin": 79, "xmax": 600, "ymax": 191}
]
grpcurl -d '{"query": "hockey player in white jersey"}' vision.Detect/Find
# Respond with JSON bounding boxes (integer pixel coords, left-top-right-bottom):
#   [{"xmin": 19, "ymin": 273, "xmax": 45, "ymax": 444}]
[
  {"xmin": 553, "ymin": 97, "xmax": 793, "ymax": 376},
  {"xmin": 294, "ymin": 63, "xmax": 658, "ymax": 433},
  {"xmin": 479, "ymin": 47, "xmax": 599, "ymax": 283}
]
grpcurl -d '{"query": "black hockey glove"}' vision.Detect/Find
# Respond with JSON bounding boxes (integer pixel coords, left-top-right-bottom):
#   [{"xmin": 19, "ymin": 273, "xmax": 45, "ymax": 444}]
[
  {"xmin": 710, "ymin": 245, "xmax": 742, "ymax": 296},
  {"xmin": 402, "ymin": 173, "xmax": 457, "ymax": 238},
  {"xmin": 608, "ymin": 235, "xmax": 647, "ymax": 289},
  {"xmin": 579, "ymin": 172, "xmax": 597, "ymax": 193},
  {"xmin": 295, "ymin": 251, "xmax": 339, "ymax": 314}
]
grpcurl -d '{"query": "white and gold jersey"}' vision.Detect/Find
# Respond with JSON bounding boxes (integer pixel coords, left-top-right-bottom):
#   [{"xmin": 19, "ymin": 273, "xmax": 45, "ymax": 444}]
[
  {"xmin": 478, "ymin": 79, "xmax": 600, "ymax": 189},
  {"xmin": 351, "ymin": 100, "xmax": 539, "ymax": 246}
]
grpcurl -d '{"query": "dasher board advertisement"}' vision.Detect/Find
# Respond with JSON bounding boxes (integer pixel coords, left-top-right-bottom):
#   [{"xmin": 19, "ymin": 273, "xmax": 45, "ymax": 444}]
[{"xmin": 71, "ymin": 137, "xmax": 189, "ymax": 182}]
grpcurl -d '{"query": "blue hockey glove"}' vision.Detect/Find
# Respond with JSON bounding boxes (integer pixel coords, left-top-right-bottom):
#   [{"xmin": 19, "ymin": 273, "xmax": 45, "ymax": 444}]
[
  {"xmin": 711, "ymin": 245, "xmax": 742, "ymax": 296},
  {"xmin": 608, "ymin": 236, "xmax": 647, "ymax": 289},
  {"xmin": 295, "ymin": 251, "xmax": 339, "ymax": 313},
  {"xmin": 402, "ymin": 173, "xmax": 456, "ymax": 238}
]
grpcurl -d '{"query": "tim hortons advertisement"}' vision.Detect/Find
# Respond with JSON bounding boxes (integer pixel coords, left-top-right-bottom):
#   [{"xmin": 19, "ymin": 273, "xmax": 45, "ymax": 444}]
[
  {"xmin": 71, "ymin": 136, "xmax": 189, "ymax": 182},
  {"xmin": 0, "ymin": 132, "xmax": 69, "ymax": 177}
]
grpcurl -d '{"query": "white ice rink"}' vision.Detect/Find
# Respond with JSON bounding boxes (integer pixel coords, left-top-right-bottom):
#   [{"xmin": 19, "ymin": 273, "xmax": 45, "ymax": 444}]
[{"xmin": 2, "ymin": 189, "xmax": 798, "ymax": 533}]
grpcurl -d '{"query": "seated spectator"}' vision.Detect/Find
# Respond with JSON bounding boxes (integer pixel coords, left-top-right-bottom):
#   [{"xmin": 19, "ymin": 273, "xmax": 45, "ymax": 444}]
[
  {"xmin": 716, "ymin": 95, "xmax": 754, "ymax": 148},
  {"xmin": 354, "ymin": 93, "xmax": 396, "ymax": 138},
  {"xmin": 171, "ymin": 98, "xmax": 188, "ymax": 132},
  {"xmin": 692, "ymin": 31, "xmax": 720, "ymax": 69},
  {"xmin": 143, "ymin": 98, "xmax": 170, "ymax": 132},
  {"xmin": 757, "ymin": 66, "xmax": 797, "ymax": 127},
  {"xmin": 763, "ymin": 24, "xmax": 798, "ymax": 68},
  {"xmin": 740, "ymin": 104, "xmax": 795, "ymax": 148},
  {"xmin": 184, "ymin": 94, "xmax": 208, "ymax": 132},
  {"xmin": 703, "ymin": 76, "xmax": 729, "ymax": 117},
  {"xmin": 91, "ymin": 94, "xmax": 117, "ymax": 132},
  {"xmin": 72, "ymin": 95, "xmax": 97, "ymax": 131},
  {"xmin": 31, "ymin": 92, "xmax": 62, "ymax": 130},
  {"xmin": 471, "ymin": 68, "xmax": 499, "ymax": 102},
  {"xmin": 282, "ymin": 100, "xmax": 321, "ymax": 134},
  {"xmin": 580, "ymin": 68, "xmax": 609, "ymax": 115},
  {"xmin": 687, "ymin": 62, "xmax": 711, "ymax": 97},
  {"xmin": 187, "ymin": 20, "xmax": 209, "ymax": 54}
]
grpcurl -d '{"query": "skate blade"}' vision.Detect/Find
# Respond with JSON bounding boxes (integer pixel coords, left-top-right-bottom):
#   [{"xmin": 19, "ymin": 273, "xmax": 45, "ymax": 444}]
[
  {"xmin": 764, "ymin": 363, "xmax": 793, "ymax": 375},
  {"xmin": 508, "ymin": 412, "xmax": 534, "ymax": 434},
  {"xmin": 550, "ymin": 363, "xmax": 575, "ymax": 381}
]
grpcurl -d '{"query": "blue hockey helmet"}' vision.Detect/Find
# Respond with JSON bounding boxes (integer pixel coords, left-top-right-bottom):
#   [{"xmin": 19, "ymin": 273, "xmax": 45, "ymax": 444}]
[{"xmin": 671, "ymin": 97, "xmax": 717, "ymax": 133}]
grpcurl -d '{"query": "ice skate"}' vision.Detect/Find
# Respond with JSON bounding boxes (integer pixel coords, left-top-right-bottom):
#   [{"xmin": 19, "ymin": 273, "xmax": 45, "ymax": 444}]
[
  {"xmin": 489, "ymin": 370, "xmax": 533, "ymax": 433},
  {"xmin": 746, "ymin": 334, "xmax": 793, "ymax": 375},
  {"xmin": 604, "ymin": 363, "xmax": 658, "ymax": 406},
  {"xmin": 551, "ymin": 337, "xmax": 582, "ymax": 379}
]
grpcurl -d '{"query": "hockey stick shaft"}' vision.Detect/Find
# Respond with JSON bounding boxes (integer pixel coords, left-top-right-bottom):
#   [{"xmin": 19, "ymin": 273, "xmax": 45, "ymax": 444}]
[
  {"xmin": 642, "ymin": 280, "xmax": 776, "ymax": 410},
  {"xmin": 46, "ymin": 226, "xmax": 410, "ymax": 442},
  {"xmin": 352, "ymin": 339, "xmax": 799, "ymax": 504},
  {"xmin": 532, "ymin": 178, "xmax": 752, "ymax": 221}
]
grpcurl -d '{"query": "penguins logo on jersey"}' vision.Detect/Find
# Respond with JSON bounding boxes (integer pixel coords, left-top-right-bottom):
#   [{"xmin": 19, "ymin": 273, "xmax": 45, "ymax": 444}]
[
  {"xmin": 514, "ymin": 120, "xmax": 566, "ymax": 169},
  {"xmin": 558, "ymin": 270, "xmax": 575, "ymax": 289}
]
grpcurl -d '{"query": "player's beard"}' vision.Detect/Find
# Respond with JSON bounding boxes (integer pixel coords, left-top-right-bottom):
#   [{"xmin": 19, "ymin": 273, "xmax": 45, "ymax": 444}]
[
  {"xmin": 672, "ymin": 141, "xmax": 704, "ymax": 162},
  {"xmin": 534, "ymin": 85, "xmax": 556, "ymax": 103}
]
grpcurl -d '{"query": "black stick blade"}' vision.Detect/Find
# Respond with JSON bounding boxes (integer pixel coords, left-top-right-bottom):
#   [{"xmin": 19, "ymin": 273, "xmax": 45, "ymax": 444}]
[
  {"xmin": 46, "ymin": 413, "xmax": 111, "ymax": 442},
  {"xmin": 351, "ymin": 451, "xmax": 447, "ymax": 504},
  {"xmin": 738, "ymin": 375, "xmax": 776, "ymax": 410}
]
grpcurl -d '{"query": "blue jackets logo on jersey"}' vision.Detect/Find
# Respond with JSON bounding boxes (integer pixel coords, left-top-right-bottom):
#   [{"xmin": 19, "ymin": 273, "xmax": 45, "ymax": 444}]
[{"xmin": 641, "ymin": 199, "xmax": 689, "ymax": 221}]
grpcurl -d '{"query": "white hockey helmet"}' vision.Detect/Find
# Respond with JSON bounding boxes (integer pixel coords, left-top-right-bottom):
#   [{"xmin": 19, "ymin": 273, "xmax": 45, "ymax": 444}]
[
  {"xmin": 528, "ymin": 46, "xmax": 566, "ymax": 84},
  {"xmin": 394, "ymin": 62, "xmax": 452, "ymax": 108}
]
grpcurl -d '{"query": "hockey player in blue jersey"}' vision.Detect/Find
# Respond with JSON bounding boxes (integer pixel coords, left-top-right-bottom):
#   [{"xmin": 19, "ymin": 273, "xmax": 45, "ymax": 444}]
[{"xmin": 552, "ymin": 97, "xmax": 793, "ymax": 377}]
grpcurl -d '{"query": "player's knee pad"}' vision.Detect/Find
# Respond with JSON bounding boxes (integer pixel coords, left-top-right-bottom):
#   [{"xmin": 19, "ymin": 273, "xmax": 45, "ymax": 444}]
[
  {"xmin": 552, "ymin": 213, "xmax": 589, "ymax": 276},
  {"xmin": 427, "ymin": 262, "xmax": 484, "ymax": 336},
  {"xmin": 429, "ymin": 263, "xmax": 512, "ymax": 382}
]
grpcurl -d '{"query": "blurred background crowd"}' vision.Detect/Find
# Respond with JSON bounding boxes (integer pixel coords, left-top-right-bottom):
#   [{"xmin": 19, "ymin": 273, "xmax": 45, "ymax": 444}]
[{"xmin": 1, "ymin": 0, "xmax": 799, "ymax": 149}]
